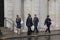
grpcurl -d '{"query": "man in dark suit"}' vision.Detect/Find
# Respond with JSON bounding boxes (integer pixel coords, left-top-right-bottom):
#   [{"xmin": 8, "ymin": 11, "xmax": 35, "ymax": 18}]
[
  {"xmin": 26, "ymin": 14, "xmax": 33, "ymax": 35},
  {"xmin": 44, "ymin": 15, "xmax": 51, "ymax": 33},
  {"xmin": 16, "ymin": 15, "xmax": 21, "ymax": 34},
  {"xmin": 33, "ymin": 14, "xmax": 39, "ymax": 33}
]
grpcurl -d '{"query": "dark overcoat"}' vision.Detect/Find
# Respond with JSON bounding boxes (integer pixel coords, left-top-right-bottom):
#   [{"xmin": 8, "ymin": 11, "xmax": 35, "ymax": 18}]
[
  {"xmin": 33, "ymin": 17, "xmax": 39, "ymax": 26},
  {"xmin": 16, "ymin": 17, "xmax": 21, "ymax": 28},
  {"xmin": 26, "ymin": 17, "xmax": 33, "ymax": 27},
  {"xmin": 44, "ymin": 18, "xmax": 51, "ymax": 26}
]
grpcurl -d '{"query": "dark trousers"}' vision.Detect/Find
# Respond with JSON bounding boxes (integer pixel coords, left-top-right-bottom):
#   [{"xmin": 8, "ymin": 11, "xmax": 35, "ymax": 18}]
[
  {"xmin": 0, "ymin": 30, "xmax": 2, "ymax": 36},
  {"xmin": 34, "ymin": 25, "xmax": 38, "ymax": 32},
  {"xmin": 45, "ymin": 25, "xmax": 50, "ymax": 33},
  {"xmin": 27, "ymin": 27, "xmax": 32, "ymax": 35}
]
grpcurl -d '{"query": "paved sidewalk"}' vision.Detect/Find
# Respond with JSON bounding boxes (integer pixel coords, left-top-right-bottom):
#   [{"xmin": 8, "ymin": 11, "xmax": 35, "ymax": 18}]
[
  {"xmin": 1, "ymin": 30, "xmax": 60, "ymax": 39},
  {"xmin": 0, "ymin": 27, "xmax": 60, "ymax": 39}
]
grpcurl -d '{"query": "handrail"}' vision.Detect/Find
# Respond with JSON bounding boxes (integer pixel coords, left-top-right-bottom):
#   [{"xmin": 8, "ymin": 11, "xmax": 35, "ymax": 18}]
[
  {"xmin": 4, "ymin": 17, "xmax": 24, "ymax": 32},
  {"xmin": 4, "ymin": 17, "xmax": 14, "ymax": 23},
  {"xmin": 4, "ymin": 17, "xmax": 16, "ymax": 31}
]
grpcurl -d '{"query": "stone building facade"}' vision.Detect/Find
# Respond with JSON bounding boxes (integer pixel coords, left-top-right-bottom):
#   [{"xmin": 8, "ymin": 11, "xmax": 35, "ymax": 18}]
[{"xmin": 4, "ymin": 0, "xmax": 60, "ymax": 32}]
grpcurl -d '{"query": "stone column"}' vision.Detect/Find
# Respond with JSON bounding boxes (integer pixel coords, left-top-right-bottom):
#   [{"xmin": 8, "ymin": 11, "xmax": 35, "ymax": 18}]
[
  {"xmin": 58, "ymin": 0, "xmax": 60, "ymax": 27},
  {"xmin": 56, "ymin": 0, "xmax": 60, "ymax": 30},
  {"xmin": 13, "ymin": 0, "xmax": 21, "ymax": 32},
  {"xmin": 47, "ymin": 0, "xmax": 60, "ymax": 30},
  {"xmin": 31, "ymin": 0, "xmax": 40, "ymax": 31},
  {"xmin": 32, "ymin": 0, "xmax": 40, "ymax": 17},
  {"xmin": 23, "ymin": 0, "xmax": 32, "ymax": 32},
  {"xmin": 39, "ymin": 0, "xmax": 47, "ymax": 31},
  {"xmin": 49, "ymin": 0, "xmax": 60, "ymax": 30}
]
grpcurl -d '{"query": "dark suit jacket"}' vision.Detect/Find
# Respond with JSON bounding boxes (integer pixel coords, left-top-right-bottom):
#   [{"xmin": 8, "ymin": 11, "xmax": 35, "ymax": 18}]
[
  {"xmin": 44, "ymin": 18, "xmax": 51, "ymax": 26},
  {"xmin": 26, "ymin": 17, "xmax": 33, "ymax": 27},
  {"xmin": 33, "ymin": 17, "xmax": 39, "ymax": 26}
]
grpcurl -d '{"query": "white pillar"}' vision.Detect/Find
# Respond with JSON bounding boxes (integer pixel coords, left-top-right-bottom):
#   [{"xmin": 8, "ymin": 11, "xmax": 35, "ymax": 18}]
[
  {"xmin": 39, "ymin": 0, "xmax": 47, "ymax": 31},
  {"xmin": 13, "ymin": 0, "xmax": 21, "ymax": 32},
  {"xmin": 56, "ymin": 0, "xmax": 60, "ymax": 30},
  {"xmin": 58, "ymin": 0, "xmax": 60, "ymax": 26},
  {"xmin": 49, "ymin": 0, "xmax": 60, "ymax": 30},
  {"xmin": 49, "ymin": 0, "xmax": 56, "ymax": 30},
  {"xmin": 23, "ymin": 0, "xmax": 32, "ymax": 32},
  {"xmin": 32, "ymin": 0, "xmax": 40, "ymax": 31},
  {"xmin": 32, "ymin": 0, "xmax": 40, "ymax": 17}
]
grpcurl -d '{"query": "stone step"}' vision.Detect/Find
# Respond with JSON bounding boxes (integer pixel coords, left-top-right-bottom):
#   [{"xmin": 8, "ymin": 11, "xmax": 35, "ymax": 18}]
[{"xmin": 0, "ymin": 27, "xmax": 14, "ymax": 35}]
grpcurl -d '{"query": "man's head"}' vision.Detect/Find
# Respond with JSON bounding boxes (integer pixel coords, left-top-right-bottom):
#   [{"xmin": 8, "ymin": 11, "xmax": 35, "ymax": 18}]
[
  {"xmin": 34, "ymin": 14, "xmax": 36, "ymax": 17},
  {"xmin": 28, "ymin": 14, "xmax": 31, "ymax": 17},
  {"xmin": 16, "ymin": 15, "xmax": 19, "ymax": 18},
  {"xmin": 47, "ymin": 15, "xmax": 49, "ymax": 18}
]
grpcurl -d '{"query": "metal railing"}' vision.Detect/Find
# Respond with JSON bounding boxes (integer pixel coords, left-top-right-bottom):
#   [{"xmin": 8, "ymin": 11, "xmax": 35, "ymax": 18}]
[
  {"xmin": 4, "ymin": 17, "xmax": 24, "ymax": 33},
  {"xmin": 4, "ymin": 17, "xmax": 16, "ymax": 31}
]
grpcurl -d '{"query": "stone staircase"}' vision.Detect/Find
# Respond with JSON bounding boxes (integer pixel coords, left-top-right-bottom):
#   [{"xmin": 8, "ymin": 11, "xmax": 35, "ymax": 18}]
[
  {"xmin": 0, "ymin": 27, "xmax": 14, "ymax": 35},
  {"xmin": 0, "ymin": 27, "xmax": 60, "ymax": 40}
]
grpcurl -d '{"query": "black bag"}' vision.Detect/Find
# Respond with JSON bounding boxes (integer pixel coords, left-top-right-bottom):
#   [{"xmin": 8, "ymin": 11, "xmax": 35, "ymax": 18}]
[{"xmin": 31, "ymin": 22, "xmax": 33, "ymax": 26}]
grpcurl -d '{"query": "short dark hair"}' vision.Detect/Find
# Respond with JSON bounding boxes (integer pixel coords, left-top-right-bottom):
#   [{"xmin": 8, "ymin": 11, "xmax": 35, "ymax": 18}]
[
  {"xmin": 47, "ymin": 15, "xmax": 49, "ymax": 17},
  {"xmin": 16, "ymin": 15, "xmax": 19, "ymax": 17},
  {"xmin": 28, "ymin": 14, "xmax": 31, "ymax": 17},
  {"xmin": 35, "ymin": 14, "xmax": 36, "ymax": 16}
]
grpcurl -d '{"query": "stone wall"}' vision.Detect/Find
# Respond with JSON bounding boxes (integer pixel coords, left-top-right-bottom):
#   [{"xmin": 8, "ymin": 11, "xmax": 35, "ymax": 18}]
[
  {"xmin": 4, "ymin": 0, "xmax": 60, "ymax": 32},
  {"xmin": 4, "ymin": 0, "xmax": 21, "ymax": 31}
]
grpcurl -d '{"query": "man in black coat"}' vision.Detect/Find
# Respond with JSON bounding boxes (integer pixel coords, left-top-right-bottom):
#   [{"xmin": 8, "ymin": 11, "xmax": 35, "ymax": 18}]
[
  {"xmin": 44, "ymin": 15, "xmax": 51, "ymax": 33},
  {"xmin": 26, "ymin": 14, "xmax": 33, "ymax": 35},
  {"xmin": 33, "ymin": 14, "xmax": 39, "ymax": 33}
]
